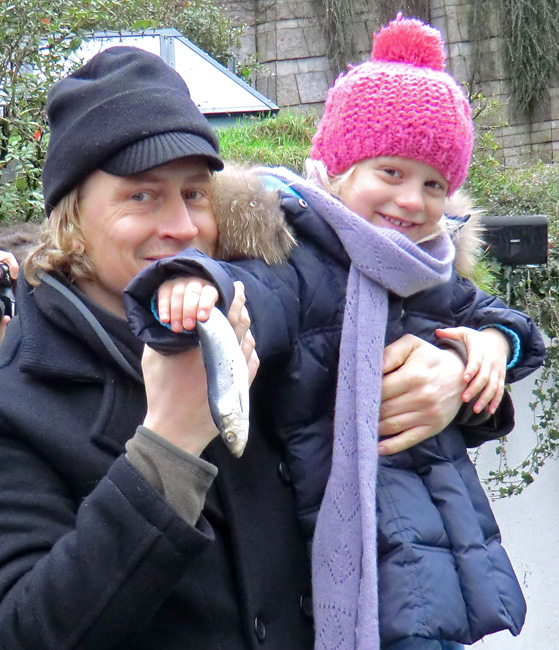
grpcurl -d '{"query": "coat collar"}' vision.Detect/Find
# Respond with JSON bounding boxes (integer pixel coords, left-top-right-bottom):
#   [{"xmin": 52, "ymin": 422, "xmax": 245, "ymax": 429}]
[{"xmin": 9, "ymin": 275, "xmax": 143, "ymax": 383}]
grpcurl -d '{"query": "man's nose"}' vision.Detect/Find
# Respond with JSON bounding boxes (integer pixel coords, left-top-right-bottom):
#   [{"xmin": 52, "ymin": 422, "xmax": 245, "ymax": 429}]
[{"xmin": 158, "ymin": 197, "xmax": 199, "ymax": 240}]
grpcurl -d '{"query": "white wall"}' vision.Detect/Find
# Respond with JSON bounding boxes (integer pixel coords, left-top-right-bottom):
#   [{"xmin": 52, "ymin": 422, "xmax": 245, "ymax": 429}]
[{"xmin": 472, "ymin": 371, "xmax": 559, "ymax": 648}]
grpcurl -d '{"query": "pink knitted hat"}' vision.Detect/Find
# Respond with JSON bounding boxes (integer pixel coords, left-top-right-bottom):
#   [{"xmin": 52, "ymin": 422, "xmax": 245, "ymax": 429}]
[{"xmin": 310, "ymin": 14, "xmax": 473, "ymax": 195}]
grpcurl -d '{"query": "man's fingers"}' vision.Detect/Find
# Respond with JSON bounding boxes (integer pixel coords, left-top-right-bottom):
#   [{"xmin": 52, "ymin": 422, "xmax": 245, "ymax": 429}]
[
  {"xmin": 0, "ymin": 315, "xmax": 10, "ymax": 344},
  {"xmin": 241, "ymin": 329, "xmax": 259, "ymax": 385},
  {"xmin": 232, "ymin": 306, "xmax": 251, "ymax": 342},
  {"xmin": 378, "ymin": 426, "xmax": 430, "ymax": 455},
  {"xmin": 378, "ymin": 399, "xmax": 437, "ymax": 439},
  {"xmin": 382, "ymin": 334, "xmax": 421, "ymax": 375},
  {"xmin": 381, "ymin": 363, "xmax": 439, "ymax": 403},
  {"xmin": 226, "ymin": 282, "xmax": 247, "ymax": 332}
]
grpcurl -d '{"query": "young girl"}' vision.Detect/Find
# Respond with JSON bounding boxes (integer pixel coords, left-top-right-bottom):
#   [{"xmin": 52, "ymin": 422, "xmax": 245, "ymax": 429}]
[{"xmin": 125, "ymin": 15, "xmax": 545, "ymax": 650}]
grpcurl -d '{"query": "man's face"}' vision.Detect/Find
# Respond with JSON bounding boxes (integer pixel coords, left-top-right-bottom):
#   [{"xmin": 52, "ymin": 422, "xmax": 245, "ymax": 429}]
[{"xmin": 75, "ymin": 157, "xmax": 217, "ymax": 317}]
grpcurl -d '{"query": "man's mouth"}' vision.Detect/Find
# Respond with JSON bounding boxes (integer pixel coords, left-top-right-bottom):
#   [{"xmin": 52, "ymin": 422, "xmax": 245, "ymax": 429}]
[{"xmin": 143, "ymin": 252, "xmax": 181, "ymax": 262}]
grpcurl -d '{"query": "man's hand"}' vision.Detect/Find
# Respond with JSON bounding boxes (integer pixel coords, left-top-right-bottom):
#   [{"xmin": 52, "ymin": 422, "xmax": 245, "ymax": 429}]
[
  {"xmin": 378, "ymin": 334, "xmax": 467, "ymax": 455},
  {"xmin": 142, "ymin": 345, "xmax": 219, "ymax": 456},
  {"xmin": 143, "ymin": 281, "xmax": 259, "ymax": 455},
  {"xmin": 225, "ymin": 282, "xmax": 259, "ymax": 384}
]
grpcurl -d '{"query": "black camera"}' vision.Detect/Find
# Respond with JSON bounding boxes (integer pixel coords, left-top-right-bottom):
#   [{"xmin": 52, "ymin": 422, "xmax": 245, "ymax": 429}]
[{"xmin": 0, "ymin": 263, "xmax": 15, "ymax": 319}]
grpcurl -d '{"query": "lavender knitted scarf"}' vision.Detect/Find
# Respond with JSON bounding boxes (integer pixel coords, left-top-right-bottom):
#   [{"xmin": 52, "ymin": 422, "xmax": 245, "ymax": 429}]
[{"xmin": 269, "ymin": 169, "xmax": 455, "ymax": 650}]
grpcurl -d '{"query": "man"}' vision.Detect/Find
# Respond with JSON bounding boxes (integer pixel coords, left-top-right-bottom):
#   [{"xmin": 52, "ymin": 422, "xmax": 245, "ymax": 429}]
[{"xmin": 0, "ymin": 46, "xmax": 482, "ymax": 649}]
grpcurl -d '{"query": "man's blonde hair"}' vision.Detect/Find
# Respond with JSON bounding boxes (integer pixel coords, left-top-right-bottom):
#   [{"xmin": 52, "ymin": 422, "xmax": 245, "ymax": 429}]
[{"xmin": 24, "ymin": 189, "xmax": 96, "ymax": 285}]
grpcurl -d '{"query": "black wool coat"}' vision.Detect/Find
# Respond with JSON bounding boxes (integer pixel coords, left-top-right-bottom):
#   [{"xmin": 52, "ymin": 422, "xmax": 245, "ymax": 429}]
[{"xmin": 0, "ymin": 277, "xmax": 313, "ymax": 650}]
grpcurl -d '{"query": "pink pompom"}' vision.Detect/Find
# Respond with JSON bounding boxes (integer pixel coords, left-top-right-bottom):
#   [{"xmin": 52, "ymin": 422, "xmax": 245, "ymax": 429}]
[{"xmin": 371, "ymin": 14, "xmax": 446, "ymax": 71}]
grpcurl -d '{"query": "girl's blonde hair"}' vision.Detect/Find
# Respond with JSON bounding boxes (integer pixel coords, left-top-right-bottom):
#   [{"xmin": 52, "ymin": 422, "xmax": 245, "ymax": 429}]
[{"xmin": 24, "ymin": 188, "xmax": 96, "ymax": 286}]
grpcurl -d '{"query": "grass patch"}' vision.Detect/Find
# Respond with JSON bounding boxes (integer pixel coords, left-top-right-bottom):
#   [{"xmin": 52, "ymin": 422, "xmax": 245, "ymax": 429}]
[{"xmin": 217, "ymin": 112, "xmax": 317, "ymax": 174}]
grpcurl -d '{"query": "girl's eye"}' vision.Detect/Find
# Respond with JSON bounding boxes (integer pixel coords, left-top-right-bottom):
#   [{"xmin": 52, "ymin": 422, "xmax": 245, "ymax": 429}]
[
  {"xmin": 425, "ymin": 180, "xmax": 447, "ymax": 192},
  {"xmin": 382, "ymin": 168, "xmax": 401, "ymax": 178}
]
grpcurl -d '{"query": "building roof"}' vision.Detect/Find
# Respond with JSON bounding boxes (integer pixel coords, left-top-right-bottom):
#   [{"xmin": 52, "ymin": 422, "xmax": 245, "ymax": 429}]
[{"xmin": 77, "ymin": 29, "xmax": 278, "ymax": 123}]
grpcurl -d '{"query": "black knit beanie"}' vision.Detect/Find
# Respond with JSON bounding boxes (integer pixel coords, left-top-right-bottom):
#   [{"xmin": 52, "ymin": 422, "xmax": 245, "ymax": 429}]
[{"xmin": 42, "ymin": 46, "xmax": 224, "ymax": 216}]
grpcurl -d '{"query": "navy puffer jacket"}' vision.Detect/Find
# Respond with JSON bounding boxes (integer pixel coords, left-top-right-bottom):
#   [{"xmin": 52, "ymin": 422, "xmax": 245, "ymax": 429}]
[{"xmin": 126, "ymin": 167, "xmax": 546, "ymax": 646}]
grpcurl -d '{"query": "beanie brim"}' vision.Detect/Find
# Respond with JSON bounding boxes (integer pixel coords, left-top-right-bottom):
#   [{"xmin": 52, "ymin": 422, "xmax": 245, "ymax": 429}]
[{"xmin": 101, "ymin": 131, "xmax": 224, "ymax": 176}]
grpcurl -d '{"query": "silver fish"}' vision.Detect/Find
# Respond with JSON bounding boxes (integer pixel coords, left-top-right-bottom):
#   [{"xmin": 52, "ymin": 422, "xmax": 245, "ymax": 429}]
[{"xmin": 196, "ymin": 308, "xmax": 250, "ymax": 458}]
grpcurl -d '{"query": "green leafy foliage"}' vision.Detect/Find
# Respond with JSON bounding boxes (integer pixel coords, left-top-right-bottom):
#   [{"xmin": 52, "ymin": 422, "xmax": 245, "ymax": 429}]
[
  {"xmin": 467, "ymin": 122, "xmax": 559, "ymax": 497},
  {"xmin": 0, "ymin": 0, "xmax": 249, "ymax": 223},
  {"xmin": 0, "ymin": 0, "xmax": 90, "ymax": 222}
]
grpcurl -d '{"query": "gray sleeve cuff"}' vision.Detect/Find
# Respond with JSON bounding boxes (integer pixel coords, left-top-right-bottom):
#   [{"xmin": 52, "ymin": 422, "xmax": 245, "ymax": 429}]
[
  {"xmin": 436, "ymin": 337, "xmax": 468, "ymax": 365},
  {"xmin": 125, "ymin": 425, "xmax": 218, "ymax": 525},
  {"xmin": 436, "ymin": 338, "xmax": 492, "ymax": 426}
]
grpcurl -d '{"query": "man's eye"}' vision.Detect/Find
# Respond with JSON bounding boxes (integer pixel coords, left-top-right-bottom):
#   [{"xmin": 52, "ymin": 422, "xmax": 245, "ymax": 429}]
[
  {"xmin": 131, "ymin": 192, "xmax": 151, "ymax": 202},
  {"xmin": 184, "ymin": 190, "xmax": 208, "ymax": 202}
]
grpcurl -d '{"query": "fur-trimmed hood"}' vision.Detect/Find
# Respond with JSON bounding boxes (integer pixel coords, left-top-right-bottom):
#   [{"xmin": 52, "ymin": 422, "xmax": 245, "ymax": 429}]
[{"xmin": 212, "ymin": 164, "xmax": 484, "ymax": 277}]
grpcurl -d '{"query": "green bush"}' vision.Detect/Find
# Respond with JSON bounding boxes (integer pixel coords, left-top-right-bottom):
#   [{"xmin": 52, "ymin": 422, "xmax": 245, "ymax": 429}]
[
  {"xmin": 218, "ymin": 113, "xmax": 318, "ymax": 174},
  {"xmin": 0, "ymin": 0, "xmax": 251, "ymax": 224},
  {"xmin": 466, "ymin": 127, "xmax": 559, "ymax": 496}
]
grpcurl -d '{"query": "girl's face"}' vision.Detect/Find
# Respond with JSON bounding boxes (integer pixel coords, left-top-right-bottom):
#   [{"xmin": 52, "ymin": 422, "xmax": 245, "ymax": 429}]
[{"xmin": 338, "ymin": 157, "xmax": 449, "ymax": 242}]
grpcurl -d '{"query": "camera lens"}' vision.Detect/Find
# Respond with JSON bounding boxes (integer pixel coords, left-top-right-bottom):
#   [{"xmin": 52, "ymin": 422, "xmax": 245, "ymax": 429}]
[
  {"xmin": 0, "ymin": 263, "xmax": 10, "ymax": 287},
  {"xmin": 0, "ymin": 264, "xmax": 15, "ymax": 318}
]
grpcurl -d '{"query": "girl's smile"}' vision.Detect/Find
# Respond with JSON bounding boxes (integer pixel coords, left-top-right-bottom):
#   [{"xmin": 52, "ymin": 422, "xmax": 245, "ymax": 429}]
[{"xmin": 339, "ymin": 156, "xmax": 449, "ymax": 242}]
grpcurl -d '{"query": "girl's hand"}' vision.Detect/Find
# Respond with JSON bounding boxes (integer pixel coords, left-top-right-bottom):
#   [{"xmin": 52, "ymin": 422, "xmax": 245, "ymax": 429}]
[
  {"xmin": 435, "ymin": 326, "xmax": 509, "ymax": 415},
  {"xmin": 157, "ymin": 276, "xmax": 219, "ymax": 332},
  {"xmin": 157, "ymin": 278, "xmax": 257, "ymax": 381}
]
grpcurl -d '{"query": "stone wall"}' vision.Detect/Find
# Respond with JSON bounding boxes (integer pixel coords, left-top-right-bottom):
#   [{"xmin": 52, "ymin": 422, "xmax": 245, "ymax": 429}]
[
  {"xmin": 222, "ymin": 0, "xmax": 559, "ymax": 164},
  {"xmin": 224, "ymin": 0, "xmax": 376, "ymax": 113},
  {"xmin": 432, "ymin": 0, "xmax": 559, "ymax": 165}
]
